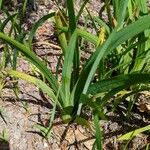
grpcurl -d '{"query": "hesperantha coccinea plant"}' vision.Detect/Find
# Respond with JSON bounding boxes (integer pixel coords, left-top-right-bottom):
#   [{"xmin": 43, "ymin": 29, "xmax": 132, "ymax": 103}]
[{"xmin": 0, "ymin": 0, "xmax": 150, "ymax": 149}]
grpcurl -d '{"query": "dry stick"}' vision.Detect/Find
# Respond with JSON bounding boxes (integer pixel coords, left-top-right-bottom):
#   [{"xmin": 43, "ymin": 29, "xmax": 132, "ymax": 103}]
[{"xmin": 33, "ymin": 41, "xmax": 61, "ymax": 50}]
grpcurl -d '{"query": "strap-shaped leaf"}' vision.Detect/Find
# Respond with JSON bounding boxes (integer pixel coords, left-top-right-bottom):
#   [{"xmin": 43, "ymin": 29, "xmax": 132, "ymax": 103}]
[
  {"xmin": 82, "ymin": 15, "xmax": 150, "ymax": 95},
  {"xmin": 77, "ymin": 29, "xmax": 98, "ymax": 45},
  {"xmin": 137, "ymin": 0, "xmax": 148, "ymax": 14},
  {"xmin": 118, "ymin": 125, "xmax": 150, "ymax": 141},
  {"xmin": 28, "ymin": 12, "xmax": 55, "ymax": 49},
  {"xmin": 94, "ymin": 114, "xmax": 102, "ymax": 150},
  {"xmin": 116, "ymin": 0, "xmax": 128, "ymax": 29},
  {"xmin": 66, "ymin": 0, "xmax": 76, "ymax": 34},
  {"xmin": 0, "ymin": 0, "xmax": 2, "ymax": 9},
  {"xmin": 0, "ymin": 32, "xmax": 59, "ymax": 94},
  {"xmin": 55, "ymin": 11, "xmax": 68, "ymax": 55},
  {"xmin": 88, "ymin": 73, "xmax": 150, "ymax": 95},
  {"xmin": 62, "ymin": 31, "xmax": 78, "ymax": 107},
  {"xmin": 76, "ymin": 0, "xmax": 89, "ymax": 22},
  {"xmin": 7, "ymin": 70, "xmax": 61, "ymax": 107},
  {"xmin": 0, "ymin": 13, "xmax": 17, "ymax": 32},
  {"xmin": 56, "ymin": 27, "xmax": 99, "ymax": 45}
]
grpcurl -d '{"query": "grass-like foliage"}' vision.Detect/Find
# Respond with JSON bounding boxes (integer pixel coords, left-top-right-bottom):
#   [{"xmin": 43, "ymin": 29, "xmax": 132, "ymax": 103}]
[{"xmin": 0, "ymin": 0, "xmax": 150, "ymax": 149}]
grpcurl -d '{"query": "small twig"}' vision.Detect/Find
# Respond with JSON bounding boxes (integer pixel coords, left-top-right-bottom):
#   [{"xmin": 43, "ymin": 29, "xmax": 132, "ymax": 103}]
[{"xmin": 33, "ymin": 41, "xmax": 61, "ymax": 50}]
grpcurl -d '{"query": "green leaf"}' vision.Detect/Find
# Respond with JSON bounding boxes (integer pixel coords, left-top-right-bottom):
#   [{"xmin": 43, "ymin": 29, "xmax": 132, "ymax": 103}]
[
  {"xmin": 118, "ymin": 125, "xmax": 150, "ymax": 141},
  {"xmin": 34, "ymin": 124, "xmax": 49, "ymax": 137},
  {"xmin": 82, "ymin": 15, "xmax": 150, "ymax": 95},
  {"xmin": 0, "ymin": 13, "xmax": 17, "ymax": 32},
  {"xmin": 146, "ymin": 143, "xmax": 150, "ymax": 150},
  {"xmin": 137, "ymin": 0, "xmax": 148, "ymax": 14},
  {"xmin": 80, "ymin": 94, "xmax": 107, "ymax": 120},
  {"xmin": 0, "ymin": 32, "xmax": 59, "ymax": 94},
  {"xmin": 2, "ymin": 9, "xmax": 20, "ymax": 32},
  {"xmin": 0, "ymin": 129, "xmax": 9, "ymax": 142},
  {"xmin": 77, "ymin": 29, "xmax": 98, "ymax": 45},
  {"xmin": 7, "ymin": 70, "xmax": 61, "ymax": 107},
  {"xmin": 127, "ymin": 0, "xmax": 133, "ymax": 19},
  {"xmin": 62, "ymin": 31, "xmax": 78, "ymax": 107},
  {"xmin": 93, "ymin": 16, "xmax": 110, "ymax": 34},
  {"xmin": 93, "ymin": 114, "xmax": 102, "ymax": 150},
  {"xmin": 55, "ymin": 11, "xmax": 68, "ymax": 55},
  {"xmin": 76, "ymin": 0, "xmax": 89, "ymax": 22},
  {"xmin": 12, "ymin": 31, "xmax": 26, "ymax": 70},
  {"xmin": 0, "ymin": 0, "xmax": 3, "ymax": 9},
  {"xmin": 66, "ymin": 0, "xmax": 76, "ymax": 34},
  {"xmin": 88, "ymin": 73, "xmax": 150, "ymax": 95},
  {"xmin": 116, "ymin": 0, "xmax": 128, "ymax": 29},
  {"xmin": 28, "ymin": 12, "xmax": 55, "ymax": 49}
]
